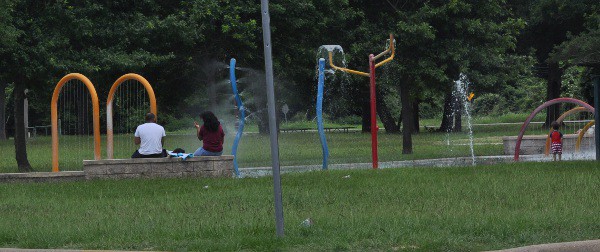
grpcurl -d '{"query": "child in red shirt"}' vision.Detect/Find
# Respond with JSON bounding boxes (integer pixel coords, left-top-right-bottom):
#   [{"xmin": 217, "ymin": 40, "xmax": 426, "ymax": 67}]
[{"xmin": 549, "ymin": 121, "xmax": 563, "ymax": 161}]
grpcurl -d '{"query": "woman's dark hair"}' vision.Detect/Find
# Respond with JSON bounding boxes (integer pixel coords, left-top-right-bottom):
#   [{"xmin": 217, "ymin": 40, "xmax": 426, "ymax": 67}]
[
  {"xmin": 200, "ymin": 111, "xmax": 220, "ymax": 132},
  {"xmin": 551, "ymin": 121, "xmax": 560, "ymax": 130}
]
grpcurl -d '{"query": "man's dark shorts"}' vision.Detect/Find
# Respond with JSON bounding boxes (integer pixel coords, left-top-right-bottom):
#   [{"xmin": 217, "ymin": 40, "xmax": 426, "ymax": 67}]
[{"xmin": 131, "ymin": 149, "xmax": 167, "ymax": 158}]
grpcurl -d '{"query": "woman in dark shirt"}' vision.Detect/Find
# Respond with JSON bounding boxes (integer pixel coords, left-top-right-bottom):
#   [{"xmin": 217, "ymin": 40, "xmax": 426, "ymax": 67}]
[{"xmin": 193, "ymin": 111, "xmax": 225, "ymax": 156}]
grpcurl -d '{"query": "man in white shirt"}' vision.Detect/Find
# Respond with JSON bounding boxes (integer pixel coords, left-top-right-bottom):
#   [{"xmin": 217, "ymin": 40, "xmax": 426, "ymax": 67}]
[{"xmin": 131, "ymin": 113, "xmax": 167, "ymax": 158}]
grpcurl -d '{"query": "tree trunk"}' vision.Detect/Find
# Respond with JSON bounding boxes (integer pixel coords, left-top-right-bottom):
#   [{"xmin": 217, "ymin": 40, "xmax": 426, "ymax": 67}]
[
  {"xmin": 400, "ymin": 80, "xmax": 413, "ymax": 154},
  {"xmin": 412, "ymin": 99, "xmax": 420, "ymax": 134},
  {"xmin": 439, "ymin": 91, "xmax": 454, "ymax": 132},
  {"xmin": 0, "ymin": 82, "xmax": 6, "ymax": 140},
  {"xmin": 13, "ymin": 82, "xmax": 32, "ymax": 172},
  {"xmin": 376, "ymin": 89, "xmax": 400, "ymax": 133},
  {"xmin": 361, "ymin": 98, "xmax": 370, "ymax": 132},
  {"xmin": 258, "ymin": 109, "xmax": 269, "ymax": 134},
  {"xmin": 544, "ymin": 62, "xmax": 563, "ymax": 128},
  {"xmin": 257, "ymin": 108, "xmax": 280, "ymax": 135},
  {"xmin": 453, "ymin": 95, "xmax": 462, "ymax": 132}
]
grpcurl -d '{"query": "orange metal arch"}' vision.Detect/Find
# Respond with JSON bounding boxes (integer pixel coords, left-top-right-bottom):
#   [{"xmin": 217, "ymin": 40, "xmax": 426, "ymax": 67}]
[
  {"xmin": 51, "ymin": 73, "xmax": 101, "ymax": 172},
  {"xmin": 576, "ymin": 120, "xmax": 595, "ymax": 152},
  {"xmin": 544, "ymin": 107, "xmax": 591, "ymax": 155},
  {"xmin": 106, "ymin": 73, "xmax": 157, "ymax": 159}
]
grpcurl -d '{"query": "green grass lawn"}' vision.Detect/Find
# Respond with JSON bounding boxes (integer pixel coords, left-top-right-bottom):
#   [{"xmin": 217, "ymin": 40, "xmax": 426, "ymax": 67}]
[
  {"xmin": 0, "ymin": 161, "xmax": 599, "ymax": 251},
  {"xmin": 0, "ymin": 130, "xmax": 507, "ymax": 173},
  {"xmin": 1, "ymin": 112, "xmax": 587, "ymax": 172}
]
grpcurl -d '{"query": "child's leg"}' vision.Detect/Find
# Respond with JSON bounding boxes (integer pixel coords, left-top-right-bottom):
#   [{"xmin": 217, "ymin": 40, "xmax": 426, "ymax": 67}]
[
  {"xmin": 558, "ymin": 153, "xmax": 562, "ymax": 161},
  {"xmin": 553, "ymin": 153, "xmax": 556, "ymax": 161}
]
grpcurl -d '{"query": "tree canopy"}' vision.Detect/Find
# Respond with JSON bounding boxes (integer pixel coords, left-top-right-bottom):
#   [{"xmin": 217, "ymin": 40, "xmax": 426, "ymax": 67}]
[{"xmin": 1, "ymin": 0, "xmax": 598, "ymax": 170}]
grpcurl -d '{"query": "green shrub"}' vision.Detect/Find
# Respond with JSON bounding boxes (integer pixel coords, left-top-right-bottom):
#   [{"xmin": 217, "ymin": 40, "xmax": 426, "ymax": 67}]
[
  {"xmin": 473, "ymin": 93, "xmax": 508, "ymax": 116},
  {"xmin": 419, "ymin": 102, "xmax": 441, "ymax": 119},
  {"xmin": 161, "ymin": 114, "xmax": 194, "ymax": 132},
  {"xmin": 331, "ymin": 114, "xmax": 362, "ymax": 125}
]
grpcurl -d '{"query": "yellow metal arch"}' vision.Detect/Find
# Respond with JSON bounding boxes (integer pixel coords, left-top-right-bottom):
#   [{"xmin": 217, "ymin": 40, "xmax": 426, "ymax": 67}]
[
  {"xmin": 51, "ymin": 73, "xmax": 101, "ymax": 172},
  {"xmin": 106, "ymin": 73, "xmax": 157, "ymax": 159},
  {"xmin": 544, "ymin": 107, "xmax": 592, "ymax": 155},
  {"xmin": 575, "ymin": 120, "xmax": 595, "ymax": 152}
]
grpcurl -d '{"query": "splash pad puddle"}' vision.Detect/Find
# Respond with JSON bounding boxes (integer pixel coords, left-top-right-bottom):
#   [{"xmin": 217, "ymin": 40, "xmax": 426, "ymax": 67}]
[{"xmin": 503, "ymin": 134, "xmax": 595, "ymax": 155}]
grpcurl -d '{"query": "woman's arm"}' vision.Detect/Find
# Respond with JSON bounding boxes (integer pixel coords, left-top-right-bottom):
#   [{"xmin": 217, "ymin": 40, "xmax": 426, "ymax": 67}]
[
  {"xmin": 194, "ymin": 121, "xmax": 203, "ymax": 141},
  {"xmin": 221, "ymin": 128, "xmax": 225, "ymax": 145}
]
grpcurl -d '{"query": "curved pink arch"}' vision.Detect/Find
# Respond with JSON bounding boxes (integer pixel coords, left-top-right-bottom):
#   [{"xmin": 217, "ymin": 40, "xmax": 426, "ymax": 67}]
[{"xmin": 514, "ymin": 98, "xmax": 595, "ymax": 161}]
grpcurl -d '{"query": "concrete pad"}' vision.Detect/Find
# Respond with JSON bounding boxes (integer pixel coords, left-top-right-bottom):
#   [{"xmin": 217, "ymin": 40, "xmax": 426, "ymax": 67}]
[{"xmin": 489, "ymin": 239, "xmax": 600, "ymax": 252}]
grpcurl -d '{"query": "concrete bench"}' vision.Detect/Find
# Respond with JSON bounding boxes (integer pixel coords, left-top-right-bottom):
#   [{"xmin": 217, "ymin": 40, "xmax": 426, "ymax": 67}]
[
  {"xmin": 324, "ymin": 127, "xmax": 354, "ymax": 133},
  {"xmin": 280, "ymin": 128, "xmax": 311, "ymax": 133},
  {"xmin": 83, "ymin": 155, "xmax": 234, "ymax": 180}
]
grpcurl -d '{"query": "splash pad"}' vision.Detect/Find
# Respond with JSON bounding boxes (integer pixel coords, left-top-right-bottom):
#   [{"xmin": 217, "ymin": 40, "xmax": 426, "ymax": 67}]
[{"xmin": 512, "ymin": 98, "xmax": 596, "ymax": 161}]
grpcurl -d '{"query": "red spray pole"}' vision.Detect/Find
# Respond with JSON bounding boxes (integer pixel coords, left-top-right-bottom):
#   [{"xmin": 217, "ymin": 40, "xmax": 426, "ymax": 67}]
[{"xmin": 369, "ymin": 54, "xmax": 378, "ymax": 169}]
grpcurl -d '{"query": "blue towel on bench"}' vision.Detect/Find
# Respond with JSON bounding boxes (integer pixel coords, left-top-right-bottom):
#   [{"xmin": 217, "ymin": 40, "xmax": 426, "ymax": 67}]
[{"xmin": 167, "ymin": 150, "xmax": 194, "ymax": 160}]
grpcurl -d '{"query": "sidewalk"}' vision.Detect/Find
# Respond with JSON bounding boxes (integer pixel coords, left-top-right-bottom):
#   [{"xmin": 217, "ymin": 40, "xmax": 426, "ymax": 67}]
[
  {"xmin": 489, "ymin": 239, "xmax": 600, "ymax": 252},
  {"xmin": 3, "ymin": 239, "xmax": 600, "ymax": 252}
]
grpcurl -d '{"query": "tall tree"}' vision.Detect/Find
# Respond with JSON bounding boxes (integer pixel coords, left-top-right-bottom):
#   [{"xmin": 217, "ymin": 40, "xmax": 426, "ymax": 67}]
[
  {"xmin": 13, "ymin": 80, "xmax": 31, "ymax": 171},
  {"xmin": 512, "ymin": 0, "xmax": 598, "ymax": 126},
  {"xmin": 0, "ymin": 0, "xmax": 18, "ymax": 141},
  {"xmin": 0, "ymin": 82, "xmax": 7, "ymax": 140},
  {"xmin": 344, "ymin": 0, "xmax": 523, "ymax": 153},
  {"xmin": 1, "ymin": 1, "xmax": 175, "ymax": 171},
  {"xmin": 550, "ymin": 8, "xmax": 600, "ymax": 72},
  {"xmin": 392, "ymin": 0, "xmax": 523, "ymax": 152}
]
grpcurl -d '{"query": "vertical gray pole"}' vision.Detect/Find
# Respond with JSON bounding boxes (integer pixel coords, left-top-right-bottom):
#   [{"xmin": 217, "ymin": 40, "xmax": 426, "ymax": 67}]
[
  {"xmin": 260, "ymin": 0, "xmax": 284, "ymax": 237},
  {"xmin": 593, "ymin": 75, "xmax": 600, "ymax": 161}
]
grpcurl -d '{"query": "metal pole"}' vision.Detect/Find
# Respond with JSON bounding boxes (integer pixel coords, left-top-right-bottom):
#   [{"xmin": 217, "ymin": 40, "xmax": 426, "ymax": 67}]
[
  {"xmin": 260, "ymin": 0, "xmax": 284, "ymax": 237},
  {"xmin": 230, "ymin": 58, "xmax": 245, "ymax": 177},
  {"xmin": 369, "ymin": 54, "xmax": 378, "ymax": 169},
  {"xmin": 594, "ymin": 75, "xmax": 600, "ymax": 161}
]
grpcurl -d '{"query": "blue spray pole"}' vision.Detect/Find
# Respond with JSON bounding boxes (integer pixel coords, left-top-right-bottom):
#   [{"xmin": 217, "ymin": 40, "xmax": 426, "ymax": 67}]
[
  {"xmin": 317, "ymin": 58, "xmax": 329, "ymax": 169},
  {"xmin": 230, "ymin": 58, "xmax": 244, "ymax": 177}
]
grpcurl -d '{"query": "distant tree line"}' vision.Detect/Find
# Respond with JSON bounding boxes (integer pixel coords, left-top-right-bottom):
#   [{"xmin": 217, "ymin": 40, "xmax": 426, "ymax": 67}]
[{"xmin": 0, "ymin": 0, "xmax": 598, "ymax": 171}]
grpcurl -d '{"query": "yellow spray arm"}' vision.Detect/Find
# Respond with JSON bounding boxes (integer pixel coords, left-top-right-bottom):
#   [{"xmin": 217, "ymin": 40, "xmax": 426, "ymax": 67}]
[
  {"xmin": 328, "ymin": 51, "xmax": 370, "ymax": 77},
  {"xmin": 375, "ymin": 34, "xmax": 395, "ymax": 68},
  {"xmin": 327, "ymin": 34, "xmax": 395, "ymax": 75}
]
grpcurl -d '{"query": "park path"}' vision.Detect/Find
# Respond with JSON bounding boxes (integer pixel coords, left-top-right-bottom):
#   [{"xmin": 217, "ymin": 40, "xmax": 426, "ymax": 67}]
[
  {"xmin": 488, "ymin": 239, "xmax": 600, "ymax": 252},
  {"xmin": 2, "ymin": 239, "xmax": 600, "ymax": 251}
]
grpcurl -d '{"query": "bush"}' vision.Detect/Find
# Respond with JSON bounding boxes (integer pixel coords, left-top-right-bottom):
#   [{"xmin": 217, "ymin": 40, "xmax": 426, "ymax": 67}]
[
  {"xmin": 161, "ymin": 114, "xmax": 195, "ymax": 132},
  {"xmin": 419, "ymin": 102, "xmax": 441, "ymax": 119},
  {"xmin": 473, "ymin": 93, "xmax": 508, "ymax": 116},
  {"xmin": 330, "ymin": 114, "xmax": 362, "ymax": 125}
]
